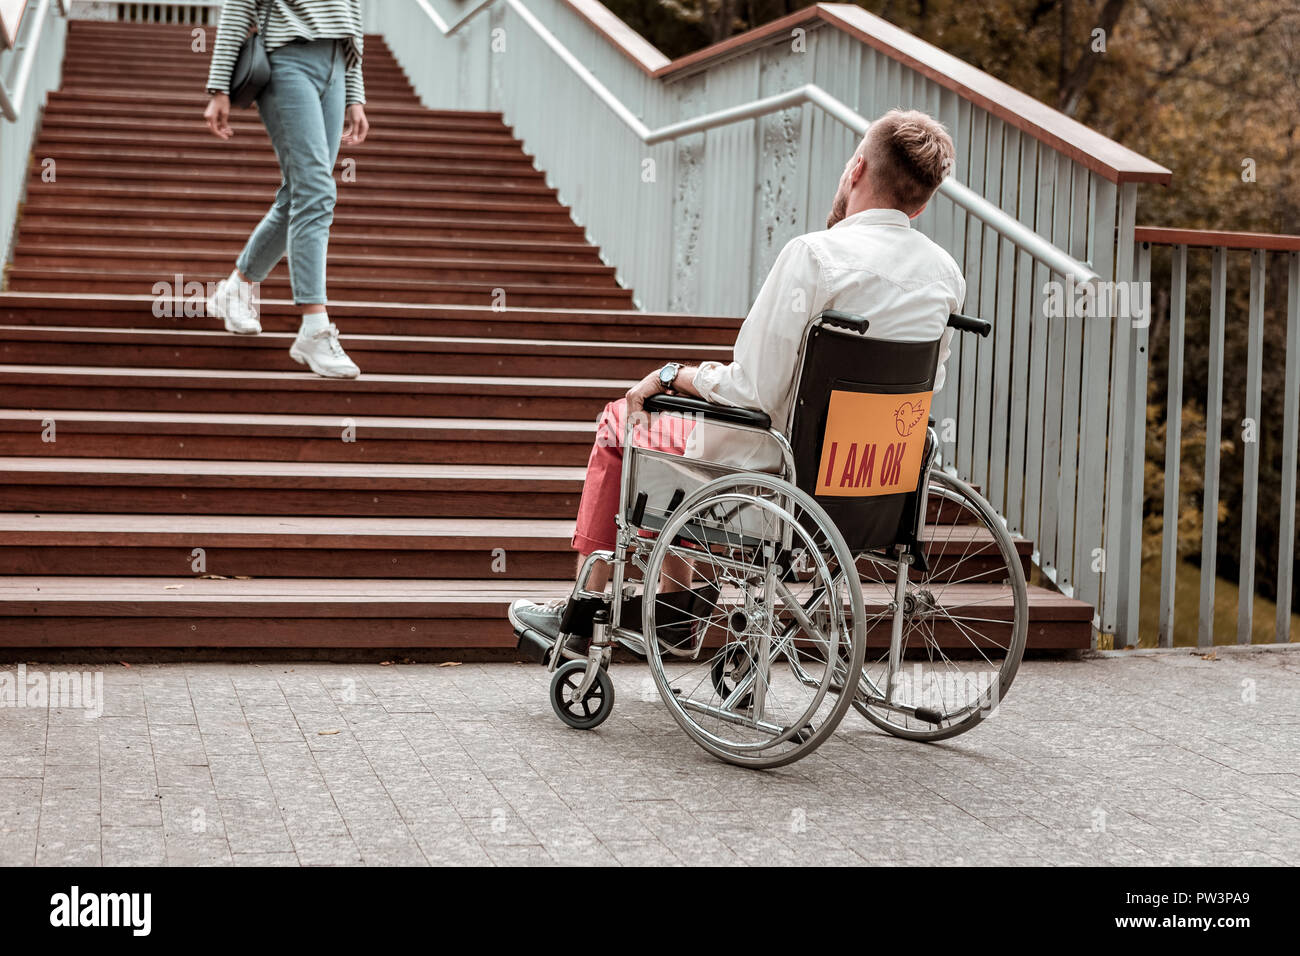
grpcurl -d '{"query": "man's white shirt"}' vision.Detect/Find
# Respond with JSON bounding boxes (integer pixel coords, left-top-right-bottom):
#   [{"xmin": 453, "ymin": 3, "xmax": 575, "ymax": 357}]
[{"xmin": 687, "ymin": 207, "xmax": 966, "ymax": 472}]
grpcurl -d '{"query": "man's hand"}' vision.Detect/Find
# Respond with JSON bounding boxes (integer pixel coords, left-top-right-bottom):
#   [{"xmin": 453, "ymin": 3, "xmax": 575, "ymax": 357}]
[
  {"xmin": 342, "ymin": 104, "xmax": 370, "ymax": 145},
  {"xmin": 204, "ymin": 93, "xmax": 233, "ymax": 139},
  {"xmin": 624, "ymin": 369, "xmax": 666, "ymax": 421}
]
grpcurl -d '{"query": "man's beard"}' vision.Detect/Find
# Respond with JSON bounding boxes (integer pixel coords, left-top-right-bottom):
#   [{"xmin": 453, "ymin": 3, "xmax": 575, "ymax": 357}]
[{"xmin": 826, "ymin": 190, "xmax": 848, "ymax": 229}]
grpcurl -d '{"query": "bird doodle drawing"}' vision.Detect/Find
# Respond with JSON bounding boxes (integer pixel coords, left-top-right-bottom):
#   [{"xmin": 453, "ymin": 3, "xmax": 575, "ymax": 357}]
[{"xmin": 894, "ymin": 400, "xmax": 926, "ymax": 437}]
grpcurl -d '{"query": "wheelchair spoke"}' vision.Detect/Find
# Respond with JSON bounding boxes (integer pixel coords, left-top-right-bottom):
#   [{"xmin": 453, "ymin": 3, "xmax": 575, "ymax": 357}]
[{"xmin": 852, "ymin": 469, "xmax": 1027, "ymax": 739}]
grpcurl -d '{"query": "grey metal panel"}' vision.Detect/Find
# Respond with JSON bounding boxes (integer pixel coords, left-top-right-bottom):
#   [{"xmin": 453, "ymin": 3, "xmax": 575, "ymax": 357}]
[
  {"xmin": 958, "ymin": 107, "xmax": 988, "ymax": 482},
  {"xmin": 1053, "ymin": 163, "xmax": 1090, "ymax": 599},
  {"xmin": 698, "ymin": 59, "xmax": 759, "ymax": 314},
  {"xmin": 973, "ymin": 116, "xmax": 1004, "ymax": 497},
  {"xmin": 1115, "ymin": 180, "xmax": 1143, "ymax": 646},
  {"xmin": 933, "ymin": 90, "xmax": 968, "ymax": 459},
  {"xmin": 989, "ymin": 124, "xmax": 1020, "ymax": 518},
  {"xmin": 1023, "ymin": 145, "xmax": 1055, "ymax": 549},
  {"xmin": 1199, "ymin": 247, "xmax": 1228, "ymax": 648},
  {"xmin": 1159, "ymin": 244, "xmax": 1188, "ymax": 648},
  {"xmin": 1037, "ymin": 151, "xmax": 1074, "ymax": 587},
  {"xmin": 1279, "ymin": 252, "xmax": 1300, "ymax": 643},
  {"xmin": 1236, "ymin": 250, "xmax": 1266, "ymax": 644},
  {"xmin": 1006, "ymin": 132, "xmax": 1038, "ymax": 534},
  {"xmin": 946, "ymin": 97, "xmax": 977, "ymax": 478},
  {"xmin": 1076, "ymin": 176, "xmax": 1116, "ymax": 626}
]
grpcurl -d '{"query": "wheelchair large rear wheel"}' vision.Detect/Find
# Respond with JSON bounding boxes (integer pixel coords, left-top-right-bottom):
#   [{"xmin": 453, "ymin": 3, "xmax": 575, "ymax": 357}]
[
  {"xmin": 852, "ymin": 469, "xmax": 1028, "ymax": 741},
  {"xmin": 641, "ymin": 474, "xmax": 866, "ymax": 769}
]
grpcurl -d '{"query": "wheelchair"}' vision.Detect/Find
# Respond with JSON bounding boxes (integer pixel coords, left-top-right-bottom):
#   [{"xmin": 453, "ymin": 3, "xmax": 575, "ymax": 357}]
[{"xmin": 515, "ymin": 310, "xmax": 1029, "ymax": 769}]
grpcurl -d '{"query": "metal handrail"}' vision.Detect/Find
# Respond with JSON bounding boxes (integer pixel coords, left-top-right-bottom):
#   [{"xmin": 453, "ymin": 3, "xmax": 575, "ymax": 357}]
[
  {"xmin": 0, "ymin": 0, "xmax": 63, "ymax": 122},
  {"xmin": 412, "ymin": 0, "xmax": 1099, "ymax": 283}
]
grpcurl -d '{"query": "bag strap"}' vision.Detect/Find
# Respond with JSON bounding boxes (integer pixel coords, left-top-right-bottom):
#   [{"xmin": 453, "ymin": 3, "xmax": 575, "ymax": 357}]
[{"xmin": 253, "ymin": 0, "xmax": 271, "ymax": 35}]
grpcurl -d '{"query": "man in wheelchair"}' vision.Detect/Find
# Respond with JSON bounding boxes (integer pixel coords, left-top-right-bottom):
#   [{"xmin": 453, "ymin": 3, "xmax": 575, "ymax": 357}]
[{"xmin": 509, "ymin": 108, "xmax": 966, "ymax": 652}]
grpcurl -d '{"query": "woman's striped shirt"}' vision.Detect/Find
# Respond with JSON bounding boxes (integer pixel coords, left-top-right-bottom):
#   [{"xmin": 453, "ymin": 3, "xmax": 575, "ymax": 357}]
[{"xmin": 205, "ymin": 0, "xmax": 366, "ymax": 105}]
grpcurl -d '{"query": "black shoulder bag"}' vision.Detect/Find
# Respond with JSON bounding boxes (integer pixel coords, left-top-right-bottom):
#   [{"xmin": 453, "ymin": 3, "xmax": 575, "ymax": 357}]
[{"xmin": 229, "ymin": 1, "xmax": 272, "ymax": 108}]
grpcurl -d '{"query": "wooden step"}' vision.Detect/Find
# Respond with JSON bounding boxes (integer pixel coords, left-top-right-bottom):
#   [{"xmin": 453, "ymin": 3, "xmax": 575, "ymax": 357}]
[
  {"xmin": 13, "ymin": 230, "xmax": 602, "ymax": 264},
  {"xmin": 0, "ymin": 410, "xmax": 595, "ymax": 465},
  {"xmin": 0, "ymin": 458, "xmax": 585, "ymax": 517},
  {"xmin": 0, "ymin": 294, "xmax": 741, "ymax": 344},
  {"xmin": 0, "ymin": 364, "xmax": 631, "ymax": 418},
  {"xmin": 4, "ymin": 270, "xmax": 635, "ymax": 307},
  {"xmin": 16, "ymin": 206, "xmax": 587, "ymax": 240},
  {"xmin": 0, "ymin": 576, "xmax": 1094, "ymax": 649},
  {"xmin": 0, "ymin": 514, "xmax": 579, "ymax": 578},
  {"xmin": 8, "ymin": 252, "xmax": 621, "ymax": 288},
  {"xmin": 0, "ymin": 326, "xmax": 729, "ymax": 376}
]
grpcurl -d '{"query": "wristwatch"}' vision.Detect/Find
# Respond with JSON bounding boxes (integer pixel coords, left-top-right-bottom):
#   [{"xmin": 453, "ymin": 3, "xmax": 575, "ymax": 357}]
[{"xmin": 658, "ymin": 362, "xmax": 681, "ymax": 391}]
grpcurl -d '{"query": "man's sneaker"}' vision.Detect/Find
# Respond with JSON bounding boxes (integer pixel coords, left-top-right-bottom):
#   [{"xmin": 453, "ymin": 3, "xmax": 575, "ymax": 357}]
[
  {"xmin": 508, "ymin": 597, "xmax": 568, "ymax": 640},
  {"xmin": 289, "ymin": 323, "xmax": 360, "ymax": 379},
  {"xmin": 207, "ymin": 277, "xmax": 261, "ymax": 335}
]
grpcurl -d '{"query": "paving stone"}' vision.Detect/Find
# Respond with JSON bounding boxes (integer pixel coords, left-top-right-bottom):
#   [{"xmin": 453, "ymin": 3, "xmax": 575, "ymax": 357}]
[{"xmin": 1, "ymin": 654, "xmax": 1297, "ymax": 865}]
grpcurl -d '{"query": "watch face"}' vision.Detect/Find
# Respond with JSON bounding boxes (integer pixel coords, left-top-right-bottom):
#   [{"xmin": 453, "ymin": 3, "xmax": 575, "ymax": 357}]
[{"xmin": 660, "ymin": 364, "xmax": 676, "ymax": 386}]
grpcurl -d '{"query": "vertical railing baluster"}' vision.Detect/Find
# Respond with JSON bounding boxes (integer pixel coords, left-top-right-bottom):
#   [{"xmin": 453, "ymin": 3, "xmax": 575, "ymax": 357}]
[
  {"xmin": 1237, "ymin": 249, "xmax": 1266, "ymax": 643},
  {"xmin": 1007, "ymin": 134, "xmax": 1040, "ymax": 535},
  {"xmin": 1159, "ymin": 244, "xmax": 1188, "ymax": 648},
  {"xmin": 1024, "ymin": 149, "xmax": 1056, "ymax": 559},
  {"xmin": 1112, "ymin": 182, "xmax": 1142, "ymax": 646},
  {"xmin": 1278, "ymin": 251, "xmax": 1300, "ymax": 644},
  {"xmin": 989, "ymin": 126, "xmax": 1020, "ymax": 521},
  {"xmin": 1200, "ymin": 246, "xmax": 1228, "ymax": 648},
  {"xmin": 958, "ymin": 109, "xmax": 989, "ymax": 483}
]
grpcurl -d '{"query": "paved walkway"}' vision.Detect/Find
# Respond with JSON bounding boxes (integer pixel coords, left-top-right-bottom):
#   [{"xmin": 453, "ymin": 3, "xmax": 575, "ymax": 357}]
[{"xmin": 1, "ymin": 649, "xmax": 1297, "ymax": 866}]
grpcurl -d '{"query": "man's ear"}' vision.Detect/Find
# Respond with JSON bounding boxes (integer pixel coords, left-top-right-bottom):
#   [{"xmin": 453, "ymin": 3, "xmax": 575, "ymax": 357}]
[
  {"xmin": 849, "ymin": 154, "xmax": 867, "ymax": 187},
  {"xmin": 908, "ymin": 201, "xmax": 928, "ymax": 220}
]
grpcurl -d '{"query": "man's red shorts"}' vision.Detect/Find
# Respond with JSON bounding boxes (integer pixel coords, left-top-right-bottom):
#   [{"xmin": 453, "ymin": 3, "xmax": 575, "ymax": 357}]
[{"xmin": 572, "ymin": 398, "xmax": 695, "ymax": 553}]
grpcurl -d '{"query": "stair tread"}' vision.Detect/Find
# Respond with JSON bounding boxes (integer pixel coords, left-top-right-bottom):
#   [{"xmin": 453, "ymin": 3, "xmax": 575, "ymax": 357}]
[
  {"xmin": 0, "ymin": 363, "xmax": 632, "ymax": 390},
  {"xmin": 0, "ymin": 292, "xmax": 736, "ymax": 325},
  {"xmin": 0, "ymin": 457, "xmax": 585, "ymax": 482},
  {"xmin": 0, "ymin": 408, "xmax": 594, "ymax": 433},
  {"xmin": 0, "ymin": 325, "xmax": 730, "ymax": 357},
  {"xmin": 0, "ymin": 580, "xmax": 1097, "ymax": 608}
]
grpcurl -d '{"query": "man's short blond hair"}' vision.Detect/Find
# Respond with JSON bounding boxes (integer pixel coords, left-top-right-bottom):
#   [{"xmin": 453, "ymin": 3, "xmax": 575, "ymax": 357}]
[{"xmin": 862, "ymin": 109, "xmax": 955, "ymax": 212}]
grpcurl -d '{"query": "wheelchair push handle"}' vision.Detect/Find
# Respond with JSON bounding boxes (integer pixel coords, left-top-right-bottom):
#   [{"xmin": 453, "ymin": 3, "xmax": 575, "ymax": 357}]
[
  {"xmin": 818, "ymin": 310, "xmax": 871, "ymax": 335},
  {"xmin": 948, "ymin": 312, "xmax": 992, "ymax": 337}
]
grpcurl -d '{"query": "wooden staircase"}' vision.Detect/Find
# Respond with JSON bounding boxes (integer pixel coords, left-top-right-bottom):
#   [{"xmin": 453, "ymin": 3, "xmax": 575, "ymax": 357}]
[{"xmin": 0, "ymin": 19, "xmax": 1092, "ymax": 651}]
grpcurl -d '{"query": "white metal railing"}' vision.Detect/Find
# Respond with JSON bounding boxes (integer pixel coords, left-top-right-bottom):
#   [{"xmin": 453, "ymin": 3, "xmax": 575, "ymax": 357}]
[
  {"xmin": 370, "ymin": 0, "xmax": 1159, "ymax": 646},
  {"xmin": 1136, "ymin": 230, "xmax": 1299, "ymax": 647},
  {"xmin": 0, "ymin": 0, "xmax": 64, "ymax": 267}
]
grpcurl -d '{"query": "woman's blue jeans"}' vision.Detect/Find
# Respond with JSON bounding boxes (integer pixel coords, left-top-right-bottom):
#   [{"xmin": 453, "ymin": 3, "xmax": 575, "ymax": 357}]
[{"xmin": 236, "ymin": 39, "xmax": 345, "ymax": 306}]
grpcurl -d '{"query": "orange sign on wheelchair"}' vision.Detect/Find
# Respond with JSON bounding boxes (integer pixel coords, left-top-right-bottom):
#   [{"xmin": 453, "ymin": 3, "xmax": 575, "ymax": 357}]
[{"xmin": 814, "ymin": 389, "xmax": 932, "ymax": 497}]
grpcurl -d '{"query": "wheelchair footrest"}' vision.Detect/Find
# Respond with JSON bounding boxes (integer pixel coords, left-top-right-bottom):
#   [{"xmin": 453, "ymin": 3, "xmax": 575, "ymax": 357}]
[{"xmin": 514, "ymin": 626, "xmax": 554, "ymax": 666}]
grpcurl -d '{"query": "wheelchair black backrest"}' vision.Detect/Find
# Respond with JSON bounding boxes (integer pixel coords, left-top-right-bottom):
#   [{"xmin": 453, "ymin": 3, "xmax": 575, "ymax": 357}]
[{"xmin": 788, "ymin": 311, "xmax": 941, "ymax": 555}]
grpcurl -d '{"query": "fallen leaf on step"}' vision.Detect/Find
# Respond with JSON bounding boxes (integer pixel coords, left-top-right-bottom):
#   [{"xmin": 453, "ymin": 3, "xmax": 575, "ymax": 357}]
[
  {"xmin": 199, "ymin": 574, "xmax": 229, "ymax": 580},
  {"xmin": 163, "ymin": 584, "xmax": 183, "ymax": 590},
  {"xmin": 318, "ymin": 730, "xmax": 340, "ymax": 736},
  {"xmin": 439, "ymin": 661, "xmax": 462, "ymax": 668}
]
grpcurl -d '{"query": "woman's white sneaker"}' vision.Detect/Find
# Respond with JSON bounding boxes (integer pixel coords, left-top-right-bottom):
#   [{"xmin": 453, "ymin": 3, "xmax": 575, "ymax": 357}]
[
  {"xmin": 289, "ymin": 323, "xmax": 361, "ymax": 379},
  {"xmin": 206, "ymin": 277, "xmax": 262, "ymax": 334}
]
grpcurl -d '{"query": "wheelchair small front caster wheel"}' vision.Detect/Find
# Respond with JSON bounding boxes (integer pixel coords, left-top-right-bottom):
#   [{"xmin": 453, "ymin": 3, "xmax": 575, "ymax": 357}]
[{"xmin": 550, "ymin": 660, "xmax": 615, "ymax": 730}]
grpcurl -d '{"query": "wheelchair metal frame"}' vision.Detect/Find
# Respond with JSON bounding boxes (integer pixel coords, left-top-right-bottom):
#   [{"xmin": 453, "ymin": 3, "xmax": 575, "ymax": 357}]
[{"xmin": 544, "ymin": 311, "xmax": 948, "ymax": 719}]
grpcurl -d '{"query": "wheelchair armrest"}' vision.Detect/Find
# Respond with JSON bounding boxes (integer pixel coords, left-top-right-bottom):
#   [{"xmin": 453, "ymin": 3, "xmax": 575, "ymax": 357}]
[{"xmin": 643, "ymin": 393, "xmax": 772, "ymax": 430}]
